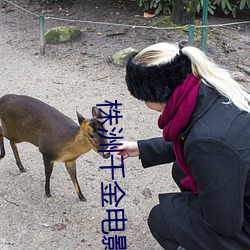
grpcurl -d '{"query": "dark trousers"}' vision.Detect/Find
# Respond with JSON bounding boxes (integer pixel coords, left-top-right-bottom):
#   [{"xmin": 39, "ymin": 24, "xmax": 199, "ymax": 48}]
[{"xmin": 148, "ymin": 162, "xmax": 188, "ymax": 250}]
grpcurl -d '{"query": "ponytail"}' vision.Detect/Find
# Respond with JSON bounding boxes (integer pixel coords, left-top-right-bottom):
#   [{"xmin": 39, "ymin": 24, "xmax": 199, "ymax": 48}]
[{"xmin": 182, "ymin": 46, "xmax": 250, "ymax": 112}]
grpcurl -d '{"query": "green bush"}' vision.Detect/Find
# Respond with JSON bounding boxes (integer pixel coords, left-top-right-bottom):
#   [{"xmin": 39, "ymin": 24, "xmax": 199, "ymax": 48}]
[
  {"xmin": 135, "ymin": 0, "xmax": 172, "ymax": 15},
  {"xmin": 212, "ymin": 0, "xmax": 250, "ymax": 17},
  {"xmin": 196, "ymin": 0, "xmax": 216, "ymax": 15},
  {"xmin": 136, "ymin": 0, "xmax": 250, "ymax": 17}
]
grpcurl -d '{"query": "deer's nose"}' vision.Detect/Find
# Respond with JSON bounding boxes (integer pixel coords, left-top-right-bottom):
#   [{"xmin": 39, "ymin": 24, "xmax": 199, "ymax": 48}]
[{"xmin": 102, "ymin": 152, "xmax": 111, "ymax": 159}]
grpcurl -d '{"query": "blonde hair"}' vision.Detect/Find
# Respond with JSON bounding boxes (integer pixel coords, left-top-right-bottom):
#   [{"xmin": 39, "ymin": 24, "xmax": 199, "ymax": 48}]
[{"xmin": 134, "ymin": 42, "xmax": 250, "ymax": 113}]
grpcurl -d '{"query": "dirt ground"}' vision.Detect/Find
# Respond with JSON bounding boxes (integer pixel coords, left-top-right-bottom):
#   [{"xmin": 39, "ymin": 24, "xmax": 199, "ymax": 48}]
[{"xmin": 0, "ymin": 0, "xmax": 249, "ymax": 249}]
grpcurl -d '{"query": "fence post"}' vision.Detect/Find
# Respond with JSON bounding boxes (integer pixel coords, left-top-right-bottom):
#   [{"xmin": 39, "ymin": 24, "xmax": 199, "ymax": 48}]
[
  {"xmin": 39, "ymin": 11, "xmax": 45, "ymax": 55},
  {"xmin": 202, "ymin": 0, "xmax": 208, "ymax": 51},
  {"xmin": 188, "ymin": 25, "xmax": 195, "ymax": 46}
]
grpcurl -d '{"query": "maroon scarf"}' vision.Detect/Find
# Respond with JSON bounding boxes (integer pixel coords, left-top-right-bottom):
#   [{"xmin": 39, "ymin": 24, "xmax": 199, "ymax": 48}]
[{"xmin": 158, "ymin": 73, "xmax": 200, "ymax": 194}]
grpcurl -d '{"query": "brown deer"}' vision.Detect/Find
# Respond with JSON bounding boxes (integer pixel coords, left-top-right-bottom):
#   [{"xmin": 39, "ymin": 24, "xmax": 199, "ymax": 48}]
[{"xmin": 0, "ymin": 94, "xmax": 110, "ymax": 201}]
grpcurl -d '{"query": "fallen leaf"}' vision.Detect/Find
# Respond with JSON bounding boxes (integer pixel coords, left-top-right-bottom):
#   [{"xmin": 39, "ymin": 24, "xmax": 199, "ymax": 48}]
[
  {"xmin": 143, "ymin": 12, "xmax": 155, "ymax": 18},
  {"xmin": 51, "ymin": 223, "xmax": 67, "ymax": 231}
]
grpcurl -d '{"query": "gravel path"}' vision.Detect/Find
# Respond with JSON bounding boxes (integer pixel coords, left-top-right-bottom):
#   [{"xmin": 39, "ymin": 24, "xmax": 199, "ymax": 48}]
[
  {"xmin": 0, "ymin": 4, "xmax": 175, "ymax": 250},
  {"xmin": 0, "ymin": 1, "xmax": 249, "ymax": 249}
]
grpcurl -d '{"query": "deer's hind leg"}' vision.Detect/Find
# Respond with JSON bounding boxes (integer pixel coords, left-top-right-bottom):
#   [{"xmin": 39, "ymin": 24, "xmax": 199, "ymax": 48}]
[
  {"xmin": 65, "ymin": 161, "xmax": 86, "ymax": 202},
  {"xmin": 10, "ymin": 141, "xmax": 26, "ymax": 172},
  {"xmin": 0, "ymin": 126, "xmax": 5, "ymax": 159}
]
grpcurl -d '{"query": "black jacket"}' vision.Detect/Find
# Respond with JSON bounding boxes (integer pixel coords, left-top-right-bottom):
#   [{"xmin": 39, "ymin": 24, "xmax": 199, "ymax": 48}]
[{"xmin": 138, "ymin": 84, "xmax": 250, "ymax": 249}]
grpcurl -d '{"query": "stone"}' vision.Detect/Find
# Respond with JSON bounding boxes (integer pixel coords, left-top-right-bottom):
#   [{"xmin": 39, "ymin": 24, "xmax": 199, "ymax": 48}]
[
  {"xmin": 44, "ymin": 26, "xmax": 82, "ymax": 44},
  {"xmin": 237, "ymin": 65, "xmax": 250, "ymax": 76},
  {"xmin": 142, "ymin": 187, "xmax": 152, "ymax": 198},
  {"xmin": 112, "ymin": 47, "xmax": 138, "ymax": 67},
  {"xmin": 231, "ymin": 71, "xmax": 247, "ymax": 82}
]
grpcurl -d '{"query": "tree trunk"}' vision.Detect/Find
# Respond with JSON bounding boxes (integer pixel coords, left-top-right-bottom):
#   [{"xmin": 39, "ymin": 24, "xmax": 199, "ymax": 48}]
[{"xmin": 171, "ymin": 0, "xmax": 198, "ymax": 25}]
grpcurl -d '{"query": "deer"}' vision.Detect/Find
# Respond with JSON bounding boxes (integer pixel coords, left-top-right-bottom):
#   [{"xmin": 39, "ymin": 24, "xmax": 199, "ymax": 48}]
[{"xmin": 0, "ymin": 94, "xmax": 110, "ymax": 201}]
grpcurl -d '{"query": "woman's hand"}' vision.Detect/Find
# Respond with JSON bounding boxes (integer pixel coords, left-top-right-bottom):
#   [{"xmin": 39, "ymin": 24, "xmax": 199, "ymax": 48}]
[{"xmin": 107, "ymin": 141, "xmax": 139, "ymax": 160}]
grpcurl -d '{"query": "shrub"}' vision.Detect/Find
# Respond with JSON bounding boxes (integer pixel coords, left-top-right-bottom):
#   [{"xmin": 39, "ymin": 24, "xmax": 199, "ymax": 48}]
[
  {"xmin": 135, "ymin": 0, "xmax": 172, "ymax": 15},
  {"xmin": 136, "ymin": 0, "xmax": 250, "ymax": 17}
]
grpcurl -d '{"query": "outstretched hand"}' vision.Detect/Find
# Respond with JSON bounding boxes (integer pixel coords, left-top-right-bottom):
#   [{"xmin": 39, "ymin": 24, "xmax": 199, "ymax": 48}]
[{"xmin": 105, "ymin": 141, "xmax": 139, "ymax": 160}]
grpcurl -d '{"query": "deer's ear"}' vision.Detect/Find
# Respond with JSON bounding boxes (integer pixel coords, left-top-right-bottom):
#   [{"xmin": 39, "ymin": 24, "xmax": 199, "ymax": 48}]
[
  {"xmin": 76, "ymin": 111, "xmax": 85, "ymax": 125},
  {"xmin": 92, "ymin": 106, "xmax": 102, "ymax": 117}
]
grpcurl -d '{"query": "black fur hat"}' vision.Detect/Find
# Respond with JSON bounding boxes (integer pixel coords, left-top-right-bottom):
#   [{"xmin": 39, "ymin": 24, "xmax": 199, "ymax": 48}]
[{"xmin": 125, "ymin": 52, "xmax": 192, "ymax": 103}]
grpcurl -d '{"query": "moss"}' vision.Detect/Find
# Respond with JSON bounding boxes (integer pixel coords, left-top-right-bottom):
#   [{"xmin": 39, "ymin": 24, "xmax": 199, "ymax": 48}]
[
  {"xmin": 45, "ymin": 26, "xmax": 82, "ymax": 44},
  {"xmin": 152, "ymin": 16, "xmax": 172, "ymax": 27},
  {"xmin": 152, "ymin": 16, "xmax": 197, "ymax": 32}
]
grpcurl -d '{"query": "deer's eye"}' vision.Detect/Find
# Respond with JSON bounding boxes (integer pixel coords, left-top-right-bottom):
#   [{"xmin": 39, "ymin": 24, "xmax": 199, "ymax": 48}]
[{"xmin": 89, "ymin": 133, "xmax": 94, "ymax": 139}]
